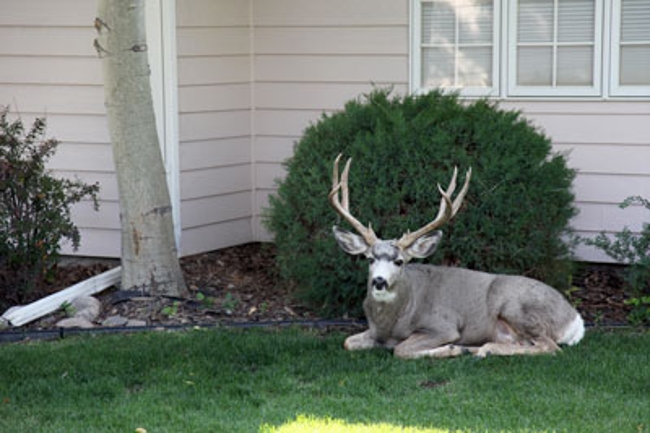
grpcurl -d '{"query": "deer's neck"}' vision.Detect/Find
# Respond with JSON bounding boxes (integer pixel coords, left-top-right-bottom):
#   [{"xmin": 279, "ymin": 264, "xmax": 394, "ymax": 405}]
[{"xmin": 364, "ymin": 279, "xmax": 411, "ymax": 339}]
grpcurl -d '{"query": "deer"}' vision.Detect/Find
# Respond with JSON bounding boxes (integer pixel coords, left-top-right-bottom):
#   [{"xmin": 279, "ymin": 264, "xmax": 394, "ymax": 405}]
[{"xmin": 329, "ymin": 154, "xmax": 584, "ymax": 359}]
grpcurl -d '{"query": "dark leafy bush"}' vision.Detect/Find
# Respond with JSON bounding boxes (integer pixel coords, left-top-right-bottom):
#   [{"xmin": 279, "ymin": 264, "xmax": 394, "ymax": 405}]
[
  {"xmin": 265, "ymin": 90, "xmax": 577, "ymax": 317},
  {"xmin": 584, "ymin": 196, "xmax": 650, "ymax": 325},
  {"xmin": 0, "ymin": 107, "xmax": 99, "ymax": 303}
]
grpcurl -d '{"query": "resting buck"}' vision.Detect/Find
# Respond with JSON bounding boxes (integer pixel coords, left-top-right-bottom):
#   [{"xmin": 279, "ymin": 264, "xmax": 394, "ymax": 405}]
[{"xmin": 329, "ymin": 154, "xmax": 584, "ymax": 359}]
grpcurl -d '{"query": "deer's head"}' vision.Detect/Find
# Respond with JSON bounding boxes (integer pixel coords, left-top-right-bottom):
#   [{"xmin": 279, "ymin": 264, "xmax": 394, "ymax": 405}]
[{"xmin": 329, "ymin": 154, "xmax": 471, "ymax": 300}]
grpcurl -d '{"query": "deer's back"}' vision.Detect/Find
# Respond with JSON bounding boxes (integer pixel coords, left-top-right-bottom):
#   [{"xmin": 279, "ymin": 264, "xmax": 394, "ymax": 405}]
[{"xmin": 402, "ymin": 264, "xmax": 578, "ymax": 343}]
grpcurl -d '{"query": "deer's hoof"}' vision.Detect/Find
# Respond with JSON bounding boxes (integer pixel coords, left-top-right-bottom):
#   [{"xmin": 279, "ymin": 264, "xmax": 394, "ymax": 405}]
[{"xmin": 476, "ymin": 349, "xmax": 492, "ymax": 358}]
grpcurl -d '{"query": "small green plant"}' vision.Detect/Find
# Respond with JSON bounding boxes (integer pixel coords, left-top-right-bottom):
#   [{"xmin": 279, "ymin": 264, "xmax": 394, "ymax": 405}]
[
  {"xmin": 161, "ymin": 300, "xmax": 181, "ymax": 317},
  {"xmin": 625, "ymin": 296, "xmax": 650, "ymax": 325},
  {"xmin": 196, "ymin": 291, "xmax": 216, "ymax": 309},
  {"xmin": 584, "ymin": 196, "xmax": 650, "ymax": 325},
  {"xmin": 265, "ymin": 89, "xmax": 577, "ymax": 317},
  {"xmin": 60, "ymin": 301, "xmax": 77, "ymax": 317},
  {"xmin": 221, "ymin": 292, "xmax": 239, "ymax": 312},
  {"xmin": 0, "ymin": 107, "xmax": 100, "ymax": 303},
  {"xmin": 563, "ymin": 286, "xmax": 583, "ymax": 309}
]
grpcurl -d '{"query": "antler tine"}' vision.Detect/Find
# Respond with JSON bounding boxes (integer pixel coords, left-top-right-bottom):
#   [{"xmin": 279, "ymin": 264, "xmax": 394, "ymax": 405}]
[
  {"xmin": 329, "ymin": 154, "xmax": 378, "ymax": 245},
  {"xmin": 341, "ymin": 157, "xmax": 351, "ymax": 211},
  {"xmin": 451, "ymin": 166, "xmax": 472, "ymax": 214},
  {"xmin": 430, "ymin": 166, "xmax": 458, "ymax": 223},
  {"xmin": 331, "ymin": 153, "xmax": 342, "ymax": 191},
  {"xmin": 397, "ymin": 166, "xmax": 472, "ymax": 249}
]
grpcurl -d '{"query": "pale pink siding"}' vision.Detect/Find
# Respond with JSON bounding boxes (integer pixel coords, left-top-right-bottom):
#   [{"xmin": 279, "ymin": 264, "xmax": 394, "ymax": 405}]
[
  {"xmin": 1, "ymin": 0, "xmax": 647, "ymax": 264},
  {"xmin": 250, "ymin": 0, "xmax": 650, "ymax": 263},
  {"xmin": 251, "ymin": 0, "xmax": 410, "ymax": 240},
  {"xmin": 176, "ymin": 0, "xmax": 253, "ymax": 256},
  {"xmin": 0, "ymin": 0, "xmax": 120, "ymax": 257},
  {"xmin": 501, "ymin": 101, "xmax": 650, "ymax": 262}
]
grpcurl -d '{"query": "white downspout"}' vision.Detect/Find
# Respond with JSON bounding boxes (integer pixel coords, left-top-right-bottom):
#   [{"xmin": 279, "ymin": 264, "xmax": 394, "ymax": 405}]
[{"xmin": 146, "ymin": 0, "xmax": 182, "ymax": 252}]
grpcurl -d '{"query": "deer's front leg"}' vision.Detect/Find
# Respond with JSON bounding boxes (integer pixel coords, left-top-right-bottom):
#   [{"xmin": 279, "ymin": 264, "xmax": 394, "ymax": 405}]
[
  {"xmin": 344, "ymin": 329, "xmax": 380, "ymax": 351},
  {"xmin": 393, "ymin": 330, "xmax": 468, "ymax": 359},
  {"xmin": 475, "ymin": 336, "xmax": 561, "ymax": 358}
]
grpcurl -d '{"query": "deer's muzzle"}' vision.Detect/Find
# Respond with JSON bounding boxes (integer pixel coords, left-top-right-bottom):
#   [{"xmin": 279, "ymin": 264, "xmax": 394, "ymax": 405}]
[{"xmin": 372, "ymin": 276, "xmax": 388, "ymax": 290}]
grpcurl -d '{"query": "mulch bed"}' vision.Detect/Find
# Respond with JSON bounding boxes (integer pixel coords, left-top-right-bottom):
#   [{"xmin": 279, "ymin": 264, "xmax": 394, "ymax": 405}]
[
  {"xmin": 13, "ymin": 244, "xmax": 316, "ymax": 331},
  {"xmin": 570, "ymin": 264, "xmax": 631, "ymax": 325},
  {"xmin": 3, "ymin": 243, "xmax": 634, "ymax": 330}
]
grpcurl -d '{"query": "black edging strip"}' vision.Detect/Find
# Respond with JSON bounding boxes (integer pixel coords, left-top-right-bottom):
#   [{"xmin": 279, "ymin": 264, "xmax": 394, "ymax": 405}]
[
  {"xmin": 0, "ymin": 319, "xmax": 368, "ymax": 344},
  {"xmin": 0, "ymin": 321, "xmax": 639, "ymax": 345}
]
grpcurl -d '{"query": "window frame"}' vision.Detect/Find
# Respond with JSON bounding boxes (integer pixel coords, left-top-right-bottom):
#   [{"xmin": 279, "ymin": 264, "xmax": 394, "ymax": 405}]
[
  {"xmin": 609, "ymin": 0, "xmax": 650, "ymax": 96},
  {"xmin": 507, "ymin": 0, "xmax": 604, "ymax": 97},
  {"xmin": 411, "ymin": 0, "xmax": 649, "ymax": 99}
]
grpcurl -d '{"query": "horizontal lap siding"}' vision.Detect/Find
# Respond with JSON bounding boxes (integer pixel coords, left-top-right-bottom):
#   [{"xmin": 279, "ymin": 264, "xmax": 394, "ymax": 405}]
[
  {"xmin": 177, "ymin": 0, "xmax": 253, "ymax": 256},
  {"xmin": 501, "ymin": 101, "xmax": 650, "ymax": 262},
  {"xmin": 0, "ymin": 0, "xmax": 120, "ymax": 257},
  {"xmin": 251, "ymin": 0, "xmax": 649, "ymax": 264},
  {"xmin": 252, "ymin": 0, "xmax": 410, "ymax": 240},
  {"xmin": 0, "ymin": 0, "xmax": 96, "ymax": 26},
  {"xmin": 4, "ymin": 0, "xmax": 645, "ymax": 264}
]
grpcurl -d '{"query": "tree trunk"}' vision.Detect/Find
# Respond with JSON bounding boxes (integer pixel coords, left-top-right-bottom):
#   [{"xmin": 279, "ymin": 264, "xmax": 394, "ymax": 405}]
[{"xmin": 95, "ymin": 0, "xmax": 187, "ymax": 297}]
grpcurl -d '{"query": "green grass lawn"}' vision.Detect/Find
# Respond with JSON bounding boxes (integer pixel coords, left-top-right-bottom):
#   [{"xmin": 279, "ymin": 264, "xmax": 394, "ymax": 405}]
[{"xmin": 0, "ymin": 327, "xmax": 648, "ymax": 432}]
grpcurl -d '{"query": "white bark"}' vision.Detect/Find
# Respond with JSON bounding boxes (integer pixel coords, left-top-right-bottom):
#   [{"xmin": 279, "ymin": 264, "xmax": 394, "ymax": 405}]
[{"xmin": 96, "ymin": 0, "xmax": 186, "ymax": 297}]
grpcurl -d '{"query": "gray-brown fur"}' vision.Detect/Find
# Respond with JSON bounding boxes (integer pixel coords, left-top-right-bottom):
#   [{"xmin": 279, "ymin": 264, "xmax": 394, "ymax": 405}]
[{"xmin": 335, "ymin": 230, "xmax": 585, "ymax": 359}]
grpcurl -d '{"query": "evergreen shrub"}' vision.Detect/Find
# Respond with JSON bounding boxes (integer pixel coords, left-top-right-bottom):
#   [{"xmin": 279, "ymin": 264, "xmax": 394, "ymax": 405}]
[
  {"xmin": 265, "ymin": 90, "xmax": 577, "ymax": 317},
  {"xmin": 0, "ymin": 107, "xmax": 99, "ymax": 303}
]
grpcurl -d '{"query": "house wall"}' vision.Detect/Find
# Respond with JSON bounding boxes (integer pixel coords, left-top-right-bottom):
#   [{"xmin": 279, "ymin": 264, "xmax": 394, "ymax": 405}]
[
  {"xmin": 0, "ymin": 0, "xmax": 258, "ymax": 259},
  {"xmin": 0, "ymin": 0, "xmax": 121, "ymax": 257},
  {"xmin": 249, "ymin": 0, "xmax": 650, "ymax": 263},
  {"xmin": 251, "ymin": 0, "xmax": 411, "ymax": 240},
  {"xmin": 176, "ymin": 0, "xmax": 253, "ymax": 256},
  {"xmin": 1, "ymin": 0, "xmax": 647, "ymax": 263},
  {"xmin": 501, "ymin": 100, "xmax": 650, "ymax": 261}
]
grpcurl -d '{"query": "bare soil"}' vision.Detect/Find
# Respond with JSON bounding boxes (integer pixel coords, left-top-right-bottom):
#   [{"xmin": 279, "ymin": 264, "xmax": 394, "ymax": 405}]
[{"xmin": 10, "ymin": 243, "xmax": 633, "ymax": 330}]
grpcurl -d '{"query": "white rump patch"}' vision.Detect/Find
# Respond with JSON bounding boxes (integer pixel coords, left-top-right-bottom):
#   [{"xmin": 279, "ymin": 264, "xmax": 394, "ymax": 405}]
[{"xmin": 558, "ymin": 314, "xmax": 585, "ymax": 346}]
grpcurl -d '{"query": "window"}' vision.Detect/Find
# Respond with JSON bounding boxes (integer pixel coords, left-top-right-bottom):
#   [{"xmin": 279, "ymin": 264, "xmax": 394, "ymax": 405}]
[
  {"xmin": 411, "ymin": 0, "xmax": 650, "ymax": 98},
  {"xmin": 412, "ymin": 0, "xmax": 500, "ymax": 96},
  {"xmin": 610, "ymin": 0, "xmax": 650, "ymax": 95},
  {"xmin": 508, "ymin": 0, "xmax": 602, "ymax": 96}
]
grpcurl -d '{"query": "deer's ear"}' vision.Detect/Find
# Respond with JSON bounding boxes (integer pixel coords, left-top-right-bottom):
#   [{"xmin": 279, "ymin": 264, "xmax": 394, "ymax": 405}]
[
  {"xmin": 332, "ymin": 226, "xmax": 370, "ymax": 256},
  {"xmin": 405, "ymin": 231, "xmax": 443, "ymax": 259}
]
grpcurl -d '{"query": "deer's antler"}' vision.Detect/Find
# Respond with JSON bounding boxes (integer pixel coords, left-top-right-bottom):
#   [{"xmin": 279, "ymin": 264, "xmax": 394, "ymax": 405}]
[
  {"xmin": 396, "ymin": 166, "xmax": 472, "ymax": 249},
  {"xmin": 329, "ymin": 154, "xmax": 378, "ymax": 246}
]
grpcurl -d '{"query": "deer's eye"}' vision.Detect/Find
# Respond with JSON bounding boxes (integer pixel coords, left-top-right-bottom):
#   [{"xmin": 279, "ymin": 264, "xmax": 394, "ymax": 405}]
[{"xmin": 394, "ymin": 259, "xmax": 404, "ymax": 267}]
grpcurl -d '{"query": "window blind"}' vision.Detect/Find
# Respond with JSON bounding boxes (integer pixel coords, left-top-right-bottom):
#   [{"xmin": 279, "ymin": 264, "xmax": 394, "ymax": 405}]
[{"xmin": 619, "ymin": 0, "xmax": 650, "ymax": 85}]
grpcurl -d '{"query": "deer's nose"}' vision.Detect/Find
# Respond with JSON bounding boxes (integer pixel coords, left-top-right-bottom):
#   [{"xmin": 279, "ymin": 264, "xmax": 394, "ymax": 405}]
[{"xmin": 372, "ymin": 277, "xmax": 388, "ymax": 290}]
